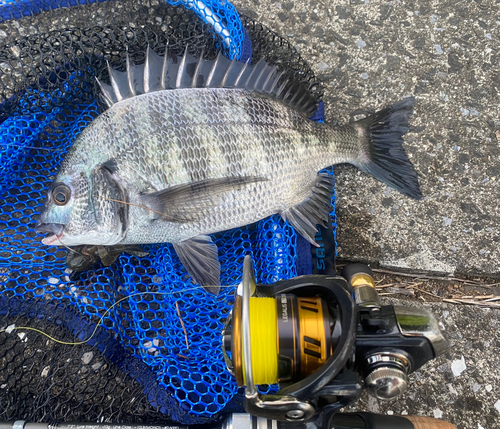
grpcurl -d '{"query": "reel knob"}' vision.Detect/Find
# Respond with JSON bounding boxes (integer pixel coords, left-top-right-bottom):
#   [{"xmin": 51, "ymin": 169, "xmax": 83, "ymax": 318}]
[{"xmin": 365, "ymin": 367, "xmax": 409, "ymax": 400}]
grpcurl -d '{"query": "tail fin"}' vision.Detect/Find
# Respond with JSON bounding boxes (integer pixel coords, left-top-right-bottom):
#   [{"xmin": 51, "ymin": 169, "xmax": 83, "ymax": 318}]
[{"xmin": 354, "ymin": 97, "xmax": 422, "ymax": 200}]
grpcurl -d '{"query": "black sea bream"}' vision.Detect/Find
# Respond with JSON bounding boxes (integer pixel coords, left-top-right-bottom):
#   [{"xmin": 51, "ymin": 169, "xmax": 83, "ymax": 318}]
[{"xmin": 36, "ymin": 47, "xmax": 421, "ymax": 293}]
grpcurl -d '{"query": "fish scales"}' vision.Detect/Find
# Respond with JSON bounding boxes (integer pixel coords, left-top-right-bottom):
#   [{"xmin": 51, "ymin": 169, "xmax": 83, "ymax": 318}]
[
  {"xmin": 73, "ymin": 89, "xmax": 352, "ymax": 243},
  {"xmin": 37, "ymin": 49, "xmax": 421, "ymax": 292}
]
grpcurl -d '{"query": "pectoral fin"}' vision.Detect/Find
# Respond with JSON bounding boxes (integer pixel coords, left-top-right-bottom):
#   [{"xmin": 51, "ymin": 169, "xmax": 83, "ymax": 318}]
[
  {"xmin": 142, "ymin": 176, "xmax": 266, "ymax": 223},
  {"xmin": 173, "ymin": 235, "xmax": 221, "ymax": 295}
]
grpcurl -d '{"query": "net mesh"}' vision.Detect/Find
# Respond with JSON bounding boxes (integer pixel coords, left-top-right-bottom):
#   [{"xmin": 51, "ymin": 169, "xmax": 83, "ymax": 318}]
[{"xmin": 0, "ymin": 0, "xmax": 333, "ymax": 424}]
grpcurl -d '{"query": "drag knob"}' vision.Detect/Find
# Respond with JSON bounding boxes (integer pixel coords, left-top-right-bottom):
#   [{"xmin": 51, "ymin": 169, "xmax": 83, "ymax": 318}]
[
  {"xmin": 365, "ymin": 367, "xmax": 409, "ymax": 400},
  {"xmin": 341, "ymin": 263, "xmax": 380, "ymax": 308}
]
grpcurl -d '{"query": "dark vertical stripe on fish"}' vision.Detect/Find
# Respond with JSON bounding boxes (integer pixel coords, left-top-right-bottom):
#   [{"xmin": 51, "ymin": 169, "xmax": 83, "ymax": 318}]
[
  {"xmin": 219, "ymin": 93, "xmax": 246, "ymax": 177},
  {"xmin": 175, "ymin": 92, "xmax": 212, "ymax": 183}
]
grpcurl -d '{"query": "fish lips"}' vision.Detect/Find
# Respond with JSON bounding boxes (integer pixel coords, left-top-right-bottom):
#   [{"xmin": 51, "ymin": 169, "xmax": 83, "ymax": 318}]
[{"xmin": 35, "ymin": 221, "xmax": 65, "ymax": 245}]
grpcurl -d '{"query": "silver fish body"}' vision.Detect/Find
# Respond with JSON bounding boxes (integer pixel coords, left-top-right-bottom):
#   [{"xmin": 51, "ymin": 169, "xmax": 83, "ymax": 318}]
[
  {"xmin": 58, "ymin": 88, "xmax": 353, "ymax": 243},
  {"xmin": 37, "ymin": 49, "xmax": 421, "ymax": 293}
]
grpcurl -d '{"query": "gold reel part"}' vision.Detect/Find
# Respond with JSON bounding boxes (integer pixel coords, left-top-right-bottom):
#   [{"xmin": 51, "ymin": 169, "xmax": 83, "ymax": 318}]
[{"xmin": 297, "ymin": 297, "xmax": 331, "ymax": 379}]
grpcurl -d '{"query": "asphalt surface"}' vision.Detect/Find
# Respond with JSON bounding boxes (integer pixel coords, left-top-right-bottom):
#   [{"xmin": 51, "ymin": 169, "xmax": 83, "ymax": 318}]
[
  {"xmin": 231, "ymin": 1, "xmax": 500, "ymax": 428},
  {"xmin": 234, "ymin": 0, "xmax": 500, "ymax": 279}
]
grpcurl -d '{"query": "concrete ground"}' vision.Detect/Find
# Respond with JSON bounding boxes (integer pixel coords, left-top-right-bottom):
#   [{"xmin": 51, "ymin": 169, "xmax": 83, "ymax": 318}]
[
  {"xmin": 234, "ymin": 0, "xmax": 500, "ymax": 278},
  {"xmin": 232, "ymin": 1, "xmax": 500, "ymax": 428}
]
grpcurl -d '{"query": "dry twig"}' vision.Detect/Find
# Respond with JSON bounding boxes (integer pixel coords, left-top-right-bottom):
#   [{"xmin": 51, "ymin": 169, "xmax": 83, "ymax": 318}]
[
  {"xmin": 372, "ymin": 268, "xmax": 499, "ymax": 287},
  {"xmin": 375, "ymin": 283, "xmax": 399, "ymax": 289},
  {"xmin": 379, "ymin": 287, "xmax": 415, "ymax": 296},
  {"xmin": 455, "ymin": 294, "xmax": 496, "ymax": 300},
  {"xmin": 411, "ymin": 287, "xmax": 442, "ymax": 299},
  {"xmin": 443, "ymin": 298, "xmax": 500, "ymax": 308}
]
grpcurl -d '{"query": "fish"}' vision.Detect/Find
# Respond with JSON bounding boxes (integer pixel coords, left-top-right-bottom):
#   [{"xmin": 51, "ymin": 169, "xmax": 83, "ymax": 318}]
[{"xmin": 36, "ymin": 46, "xmax": 421, "ymax": 294}]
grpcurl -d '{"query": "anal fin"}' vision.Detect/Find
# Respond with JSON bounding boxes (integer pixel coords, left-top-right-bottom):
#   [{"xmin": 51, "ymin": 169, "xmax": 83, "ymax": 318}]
[
  {"xmin": 281, "ymin": 173, "xmax": 334, "ymax": 247},
  {"xmin": 173, "ymin": 235, "xmax": 221, "ymax": 295}
]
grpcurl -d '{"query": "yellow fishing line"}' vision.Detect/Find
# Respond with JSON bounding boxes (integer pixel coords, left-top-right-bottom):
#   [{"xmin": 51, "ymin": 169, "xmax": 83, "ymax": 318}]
[
  {"xmin": 0, "ymin": 286, "xmax": 235, "ymax": 346},
  {"xmin": 243, "ymin": 297, "xmax": 278, "ymax": 386}
]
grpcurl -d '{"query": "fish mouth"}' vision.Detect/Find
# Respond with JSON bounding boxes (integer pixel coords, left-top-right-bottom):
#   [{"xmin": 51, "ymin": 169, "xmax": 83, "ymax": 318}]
[{"xmin": 35, "ymin": 222, "xmax": 65, "ymax": 245}]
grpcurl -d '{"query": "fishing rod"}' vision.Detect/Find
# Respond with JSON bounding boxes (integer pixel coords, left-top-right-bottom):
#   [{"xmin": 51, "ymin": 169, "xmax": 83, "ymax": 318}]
[
  {"xmin": 221, "ymin": 413, "xmax": 457, "ymax": 429},
  {"xmin": 1, "ymin": 410, "xmax": 455, "ymax": 429}
]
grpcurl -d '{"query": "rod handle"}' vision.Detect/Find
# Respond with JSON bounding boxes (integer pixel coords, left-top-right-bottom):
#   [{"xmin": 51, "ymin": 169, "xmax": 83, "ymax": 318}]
[{"xmin": 405, "ymin": 416, "xmax": 457, "ymax": 429}]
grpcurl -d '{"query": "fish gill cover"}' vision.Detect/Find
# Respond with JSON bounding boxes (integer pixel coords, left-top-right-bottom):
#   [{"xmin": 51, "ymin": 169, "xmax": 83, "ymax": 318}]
[{"xmin": 0, "ymin": 0, "xmax": 334, "ymax": 424}]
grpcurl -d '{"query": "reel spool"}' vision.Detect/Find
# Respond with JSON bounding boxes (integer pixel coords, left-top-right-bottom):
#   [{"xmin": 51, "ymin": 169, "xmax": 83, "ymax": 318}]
[{"xmin": 223, "ymin": 290, "xmax": 333, "ymax": 387}]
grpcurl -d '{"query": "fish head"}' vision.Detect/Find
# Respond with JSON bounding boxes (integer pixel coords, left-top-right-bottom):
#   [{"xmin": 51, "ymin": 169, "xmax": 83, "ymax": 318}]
[{"xmin": 36, "ymin": 166, "xmax": 129, "ymax": 247}]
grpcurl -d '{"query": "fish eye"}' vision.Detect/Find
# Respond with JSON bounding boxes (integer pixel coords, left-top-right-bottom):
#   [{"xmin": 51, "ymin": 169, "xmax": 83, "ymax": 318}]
[{"xmin": 52, "ymin": 184, "xmax": 71, "ymax": 206}]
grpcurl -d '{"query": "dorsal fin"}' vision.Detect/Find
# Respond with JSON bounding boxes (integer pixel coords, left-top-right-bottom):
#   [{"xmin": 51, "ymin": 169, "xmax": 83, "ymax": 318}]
[
  {"xmin": 191, "ymin": 49, "xmax": 204, "ymax": 88},
  {"xmin": 126, "ymin": 53, "xmax": 136, "ymax": 97},
  {"xmin": 97, "ymin": 47, "xmax": 318, "ymax": 117},
  {"xmin": 144, "ymin": 46, "xmax": 164, "ymax": 93}
]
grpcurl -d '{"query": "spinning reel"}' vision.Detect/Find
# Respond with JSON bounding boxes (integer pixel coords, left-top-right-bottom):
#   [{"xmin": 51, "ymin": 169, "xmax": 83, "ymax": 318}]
[{"xmin": 222, "ymin": 256, "xmax": 448, "ymax": 425}]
